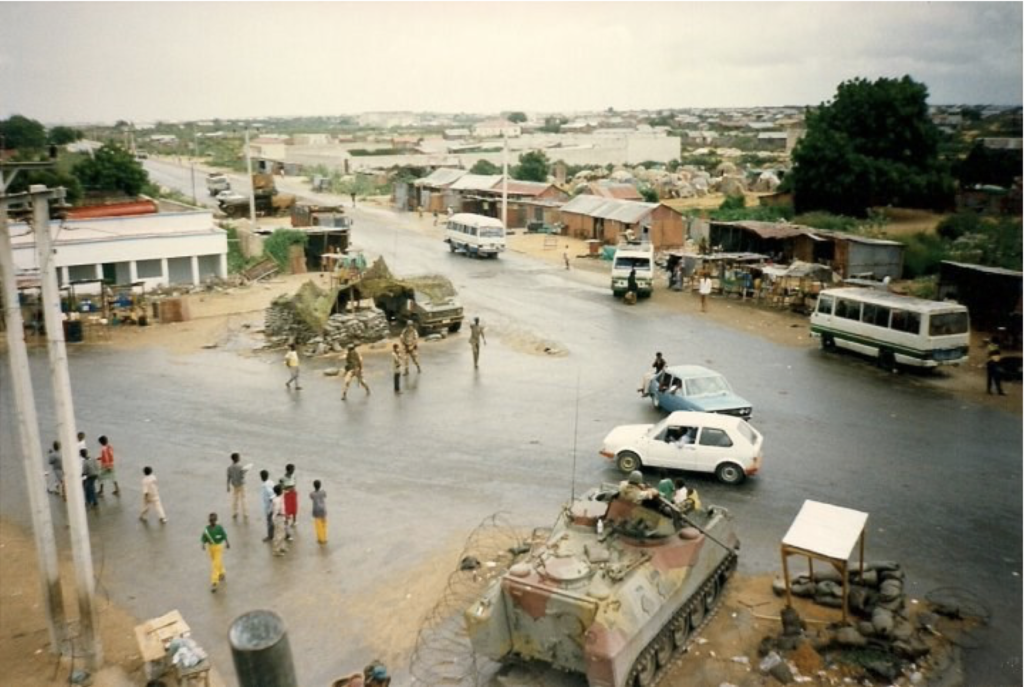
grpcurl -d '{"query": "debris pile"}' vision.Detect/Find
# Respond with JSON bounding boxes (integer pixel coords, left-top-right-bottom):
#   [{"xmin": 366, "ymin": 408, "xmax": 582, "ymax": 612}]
[
  {"xmin": 264, "ymin": 280, "xmax": 388, "ymax": 353},
  {"xmin": 759, "ymin": 562, "xmax": 984, "ymax": 685}
]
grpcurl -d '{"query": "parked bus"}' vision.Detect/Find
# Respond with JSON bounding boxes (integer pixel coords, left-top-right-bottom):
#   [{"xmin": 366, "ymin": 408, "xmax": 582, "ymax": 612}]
[
  {"xmin": 810, "ymin": 287, "xmax": 970, "ymax": 370},
  {"xmin": 445, "ymin": 213, "xmax": 506, "ymax": 258}
]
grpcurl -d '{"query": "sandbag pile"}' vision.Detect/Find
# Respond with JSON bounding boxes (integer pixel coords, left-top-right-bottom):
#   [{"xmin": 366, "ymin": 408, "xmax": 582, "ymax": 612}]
[
  {"xmin": 762, "ymin": 562, "xmax": 961, "ymax": 684},
  {"xmin": 264, "ymin": 303, "xmax": 389, "ymax": 354}
]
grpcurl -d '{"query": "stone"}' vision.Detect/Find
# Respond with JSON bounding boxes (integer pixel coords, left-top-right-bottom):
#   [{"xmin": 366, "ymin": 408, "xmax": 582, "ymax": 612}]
[
  {"xmin": 835, "ymin": 626, "xmax": 867, "ymax": 647},
  {"xmin": 768, "ymin": 661, "xmax": 794, "ymax": 685},
  {"xmin": 872, "ymin": 607, "xmax": 895, "ymax": 637},
  {"xmin": 772, "ymin": 577, "xmax": 788, "ymax": 596},
  {"xmin": 323, "ymin": 368, "xmax": 341, "ymax": 377},
  {"xmin": 857, "ymin": 621, "xmax": 875, "ymax": 637},
  {"xmin": 865, "ymin": 659, "xmax": 898, "ymax": 681},
  {"xmin": 892, "ymin": 619, "xmax": 914, "ymax": 641}
]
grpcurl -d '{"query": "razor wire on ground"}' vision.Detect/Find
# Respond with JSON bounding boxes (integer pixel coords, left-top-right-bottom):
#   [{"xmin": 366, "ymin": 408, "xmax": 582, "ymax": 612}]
[
  {"xmin": 408, "ymin": 512, "xmax": 550, "ymax": 686},
  {"xmin": 923, "ymin": 586, "xmax": 991, "ymax": 650}
]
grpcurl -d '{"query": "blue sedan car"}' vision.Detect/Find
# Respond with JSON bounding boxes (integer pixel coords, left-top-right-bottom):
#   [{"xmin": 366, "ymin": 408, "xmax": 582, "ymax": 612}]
[{"xmin": 645, "ymin": 364, "xmax": 753, "ymax": 419}]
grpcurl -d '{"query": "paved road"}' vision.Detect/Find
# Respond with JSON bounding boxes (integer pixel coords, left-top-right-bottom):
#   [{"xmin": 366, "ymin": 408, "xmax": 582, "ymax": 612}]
[{"xmin": 2, "ymin": 165, "xmax": 1020, "ymax": 685}]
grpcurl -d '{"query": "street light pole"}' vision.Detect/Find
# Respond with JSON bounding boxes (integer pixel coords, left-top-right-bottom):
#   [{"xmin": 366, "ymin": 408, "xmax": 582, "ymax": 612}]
[
  {"xmin": 30, "ymin": 186, "xmax": 103, "ymax": 670},
  {"xmin": 501, "ymin": 134, "xmax": 508, "ymax": 229},
  {"xmin": 244, "ymin": 126, "xmax": 257, "ymax": 233},
  {"xmin": 190, "ymin": 126, "xmax": 198, "ymax": 206},
  {"xmin": 0, "ymin": 195, "xmax": 68, "ymax": 657}
]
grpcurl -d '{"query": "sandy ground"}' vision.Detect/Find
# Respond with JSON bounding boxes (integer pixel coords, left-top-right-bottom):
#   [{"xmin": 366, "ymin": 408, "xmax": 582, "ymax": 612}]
[{"xmin": 1, "ymin": 201, "xmax": 1010, "ymax": 685}]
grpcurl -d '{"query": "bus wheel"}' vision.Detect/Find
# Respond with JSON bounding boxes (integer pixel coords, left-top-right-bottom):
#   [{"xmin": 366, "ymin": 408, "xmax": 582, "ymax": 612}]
[
  {"xmin": 878, "ymin": 350, "xmax": 897, "ymax": 372},
  {"xmin": 822, "ymin": 334, "xmax": 835, "ymax": 350}
]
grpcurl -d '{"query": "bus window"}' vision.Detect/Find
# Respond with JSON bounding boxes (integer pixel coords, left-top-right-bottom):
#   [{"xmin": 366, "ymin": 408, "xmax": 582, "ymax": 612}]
[
  {"xmin": 929, "ymin": 312, "xmax": 969, "ymax": 336},
  {"xmin": 835, "ymin": 299, "xmax": 861, "ymax": 321},
  {"xmin": 862, "ymin": 303, "xmax": 891, "ymax": 328},
  {"xmin": 890, "ymin": 310, "xmax": 921, "ymax": 334},
  {"xmin": 817, "ymin": 295, "xmax": 834, "ymax": 314}
]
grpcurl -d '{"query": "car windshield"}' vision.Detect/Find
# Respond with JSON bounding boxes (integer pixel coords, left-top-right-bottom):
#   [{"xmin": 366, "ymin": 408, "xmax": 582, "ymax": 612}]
[
  {"xmin": 685, "ymin": 375, "xmax": 731, "ymax": 396},
  {"xmin": 928, "ymin": 311, "xmax": 969, "ymax": 336},
  {"xmin": 614, "ymin": 257, "xmax": 651, "ymax": 270}
]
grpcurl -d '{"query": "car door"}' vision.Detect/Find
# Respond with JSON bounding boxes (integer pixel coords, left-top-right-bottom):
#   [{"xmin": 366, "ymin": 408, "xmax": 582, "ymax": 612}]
[
  {"xmin": 643, "ymin": 425, "xmax": 682, "ymax": 468},
  {"xmin": 655, "ymin": 374, "xmax": 685, "ymax": 412},
  {"xmin": 692, "ymin": 426, "xmax": 735, "ymax": 475}
]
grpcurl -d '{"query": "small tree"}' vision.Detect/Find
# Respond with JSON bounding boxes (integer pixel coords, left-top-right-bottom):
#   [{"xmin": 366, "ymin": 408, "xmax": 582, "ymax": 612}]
[
  {"xmin": 639, "ymin": 186, "xmax": 659, "ymax": 203},
  {"xmin": 470, "ymin": 159, "xmax": 501, "ymax": 175},
  {"xmin": 513, "ymin": 150, "xmax": 550, "ymax": 182},
  {"xmin": 506, "ymin": 112, "xmax": 527, "ymax": 124},
  {"xmin": 48, "ymin": 126, "xmax": 84, "ymax": 146},
  {"xmin": 72, "ymin": 144, "xmax": 150, "ymax": 196}
]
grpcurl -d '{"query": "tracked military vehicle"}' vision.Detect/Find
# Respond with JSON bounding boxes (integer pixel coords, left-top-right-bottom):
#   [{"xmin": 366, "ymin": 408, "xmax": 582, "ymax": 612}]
[{"xmin": 465, "ymin": 484, "xmax": 739, "ymax": 687}]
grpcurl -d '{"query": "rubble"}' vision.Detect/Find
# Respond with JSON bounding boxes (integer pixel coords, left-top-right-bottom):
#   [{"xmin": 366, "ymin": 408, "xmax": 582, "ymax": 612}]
[{"xmin": 263, "ymin": 280, "xmax": 389, "ymax": 354}]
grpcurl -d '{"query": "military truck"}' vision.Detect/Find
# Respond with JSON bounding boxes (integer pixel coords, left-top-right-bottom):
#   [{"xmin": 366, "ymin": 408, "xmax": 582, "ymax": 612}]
[
  {"xmin": 206, "ymin": 173, "xmax": 231, "ymax": 196},
  {"xmin": 217, "ymin": 173, "xmax": 296, "ymax": 218},
  {"xmin": 344, "ymin": 258, "xmax": 464, "ymax": 335},
  {"xmin": 466, "ymin": 484, "xmax": 739, "ymax": 687}
]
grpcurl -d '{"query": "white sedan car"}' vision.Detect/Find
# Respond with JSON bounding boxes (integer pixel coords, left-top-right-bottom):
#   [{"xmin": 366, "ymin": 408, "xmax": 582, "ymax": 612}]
[{"xmin": 599, "ymin": 411, "xmax": 763, "ymax": 484}]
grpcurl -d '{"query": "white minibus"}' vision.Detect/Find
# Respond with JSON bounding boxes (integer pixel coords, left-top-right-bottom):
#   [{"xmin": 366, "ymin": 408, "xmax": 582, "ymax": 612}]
[
  {"xmin": 810, "ymin": 287, "xmax": 970, "ymax": 370},
  {"xmin": 445, "ymin": 213, "xmax": 506, "ymax": 258}
]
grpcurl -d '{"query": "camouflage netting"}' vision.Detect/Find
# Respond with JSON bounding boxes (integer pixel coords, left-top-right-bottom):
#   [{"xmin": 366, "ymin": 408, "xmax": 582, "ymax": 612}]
[
  {"xmin": 264, "ymin": 280, "xmax": 389, "ymax": 352},
  {"xmin": 359, "ymin": 257, "xmax": 457, "ymax": 305}
]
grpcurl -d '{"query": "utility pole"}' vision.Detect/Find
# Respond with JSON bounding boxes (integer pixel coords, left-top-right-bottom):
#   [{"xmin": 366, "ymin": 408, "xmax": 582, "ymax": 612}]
[
  {"xmin": 0, "ymin": 193, "xmax": 67, "ymax": 657},
  {"xmin": 30, "ymin": 185, "xmax": 103, "ymax": 670},
  {"xmin": 244, "ymin": 126, "xmax": 257, "ymax": 233},
  {"xmin": 190, "ymin": 125, "xmax": 198, "ymax": 206},
  {"xmin": 501, "ymin": 133, "xmax": 508, "ymax": 229}
]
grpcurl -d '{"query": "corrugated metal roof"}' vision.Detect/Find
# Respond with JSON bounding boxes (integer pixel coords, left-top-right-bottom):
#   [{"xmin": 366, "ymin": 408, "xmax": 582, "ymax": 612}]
[
  {"xmin": 587, "ymin": 182, "xmax": 643, "ymax": 200},
  {"xmin": 497, "ymin": 180, "xmax": 554, "ymax": 196},
  {"xmin": 942, "ymin": 260, "xmax": 1023, "ymax": 277},
  {"xmin": 712, "ymin": 220, "xmax": 807, "ymax": 239},
  {"xmin": 413, "ymin": 168, "xmax": 467, "ymax": 187},
  {"xmin": 561, "ymin": 195, "xmax": 657, "ymax": 223},
  {"xmin": 449, "ymin": 174, "xmax": 503, "ymax": 191}
]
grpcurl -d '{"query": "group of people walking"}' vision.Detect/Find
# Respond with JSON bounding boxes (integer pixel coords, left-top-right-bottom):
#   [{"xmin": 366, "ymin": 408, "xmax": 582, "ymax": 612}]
[{"xmin": 285, "ymin": 317, "xmax": 489, "ymax": 396}]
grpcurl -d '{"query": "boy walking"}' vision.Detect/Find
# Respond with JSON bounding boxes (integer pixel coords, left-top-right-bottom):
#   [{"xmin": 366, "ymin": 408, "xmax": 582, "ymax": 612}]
[
  {"xmin": 96, "ymin": 435, "xmax": 120, "ymax": 497},
  {"xmin": 201, "ymin": 513, "xmax": 230, "ymax": 593},
  {"xmin": 284, "ymin": 343, "xmax": 302, "ymax": 391},
  {"xmin": 139, "ymin": 466, "xmax": 167, "ymax": 524},
  {"xmin": 310, "ymin": 480, "xmax": 327, "ymax": 545}
]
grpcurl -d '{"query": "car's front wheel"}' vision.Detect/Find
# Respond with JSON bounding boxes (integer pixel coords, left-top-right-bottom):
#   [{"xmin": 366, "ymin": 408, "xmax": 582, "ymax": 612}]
[
  {"xmin": 617, "ymin": 452, "xmax": 642, "ymax": 473},
  {"xmin": 715, "ymin": 462, "xmax": 745, "ymax": 485}
]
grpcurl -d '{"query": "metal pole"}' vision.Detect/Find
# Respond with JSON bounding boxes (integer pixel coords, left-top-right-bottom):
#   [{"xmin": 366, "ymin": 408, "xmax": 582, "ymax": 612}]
[
  {"xmin": 190, "ymin": 126, "xmax": 198, "ymax": 206},
  {"xmin": 501, "ymin": 134, "xmax": 508, "ymax": 229},
  {"xmin": 31, "ymin": 186, "xmax": 103, "ymax": 669},
  {"xmin": 245, "ymin": 126, "xmax": 257, "ymax": 234},
  {"xmin": 0, "ymin": 198, "xmax": 67, "ymax": 655},
  {"xmin": 229, "ymin": 610, "xmax": 297, "ymax": 687}
]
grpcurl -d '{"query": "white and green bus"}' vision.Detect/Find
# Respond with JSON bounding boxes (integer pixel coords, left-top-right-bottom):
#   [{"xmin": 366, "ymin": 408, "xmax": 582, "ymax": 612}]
[
  {"xmin": 810, "ymin": 287, "xmax": 970, "ymax": 370},
  {"xmin": 445, "ymin": 213, "xmax": 506, "ymax": 258}
]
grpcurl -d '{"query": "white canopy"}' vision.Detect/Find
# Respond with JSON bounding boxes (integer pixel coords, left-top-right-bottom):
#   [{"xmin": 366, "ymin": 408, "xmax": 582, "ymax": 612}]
[{"xmin": 782, "ymin": 500, "xmax": 868, "ymax": 561}]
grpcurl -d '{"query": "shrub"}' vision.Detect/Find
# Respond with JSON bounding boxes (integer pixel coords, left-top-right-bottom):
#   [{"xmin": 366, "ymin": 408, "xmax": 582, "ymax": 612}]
[
  {"xmin": 262, "ymin": 229, "xmax": 308, "ymax": 270},
  {"xmin": 900, "ymin": 232, "xmax": 948, "ymax": 278}
]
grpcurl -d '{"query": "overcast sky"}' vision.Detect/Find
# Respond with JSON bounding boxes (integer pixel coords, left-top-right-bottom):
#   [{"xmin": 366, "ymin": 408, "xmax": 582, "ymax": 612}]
[{"xmin": 1, "ymin": 2, "xmax": 1021, "ymax": 125}]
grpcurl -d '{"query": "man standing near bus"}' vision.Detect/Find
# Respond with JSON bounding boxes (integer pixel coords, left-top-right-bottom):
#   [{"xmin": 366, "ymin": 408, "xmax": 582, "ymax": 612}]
[{"xmin": 469, "ymin": 317, "xmax": 487, "ymax": 369}]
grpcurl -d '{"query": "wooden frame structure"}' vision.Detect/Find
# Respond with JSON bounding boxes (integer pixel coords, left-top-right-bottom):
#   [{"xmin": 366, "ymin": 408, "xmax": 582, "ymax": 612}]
[{"xmin": 780, "ymin": 500, "xmax": 868, "ymax": 622}]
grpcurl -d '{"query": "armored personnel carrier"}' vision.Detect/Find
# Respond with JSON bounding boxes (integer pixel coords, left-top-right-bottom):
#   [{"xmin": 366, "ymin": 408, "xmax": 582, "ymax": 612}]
[{"xmin": 465, "ymin": 484, "xmax": 739, "ymax": 687}]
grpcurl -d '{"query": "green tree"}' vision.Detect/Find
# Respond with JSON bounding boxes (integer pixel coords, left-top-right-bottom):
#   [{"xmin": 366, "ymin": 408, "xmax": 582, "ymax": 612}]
[
  {"xmin": 72, "ymin": 144, "xmax": 150, "ymax": 196},
  {"xmin": 506, "ymin": 112, "xmax": 527, "ymax": 123},
  {"xmin": 0, "ymin": 115, "xmax": 47, "ymax": 150},
  {"xmin": 954, "ymin": 142, "xmax": 1022, "ymax": 189},
  {"xmin": 470, "ymin": 159, "xmax": 501, "ymax": 175},
  {"xmin": 5, "ymin": 168, "xmax": 83, "ymax": 205},
  {"xmin": 639, "ymin": 186, "xmax": 659, "ymax": 203},
  {"xmin": 789, "ymin": 76, "xmax": 954, "ymax": 216},
  {"xmin": 513, "ymin": 150, "xmax": 550, "ymax": 182},
  {"xmin": 48, "ymin": 126, "xmax": 83, "ymax": 145},
  {"xmin": 540, "ymin": 116, "xmax": 566, "ymax": 133}
]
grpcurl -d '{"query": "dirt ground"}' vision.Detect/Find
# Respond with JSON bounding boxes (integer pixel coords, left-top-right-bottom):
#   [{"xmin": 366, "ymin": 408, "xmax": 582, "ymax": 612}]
[{"xmin": 1, "ymin": 202, "xmax": 1011, "ymax": 685}]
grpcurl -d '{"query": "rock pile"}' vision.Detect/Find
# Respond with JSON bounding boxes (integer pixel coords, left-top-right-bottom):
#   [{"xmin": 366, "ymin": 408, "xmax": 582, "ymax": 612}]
[{"xmin": 264, "ymin": 304, "xmax": 389, "ymax": 354}]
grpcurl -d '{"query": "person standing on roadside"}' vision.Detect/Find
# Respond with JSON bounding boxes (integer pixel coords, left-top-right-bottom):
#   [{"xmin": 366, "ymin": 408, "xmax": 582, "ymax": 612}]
[
  {"xmin": 281, "ymin": 464, "xmax": 298, "ymax": 539},
  {"xmin": 139, "ymin": 466, "xmax": 167, "ymax": 523},
  {"xmin": 284, "ymin": 343, "xmax": 302, "ymax": 391},
  {"xmin": 392, "ymin": 343, "xmax": 403, "ymax": 393},
  {"xmin": 260, "ymin": 469, "xmax": 275, "ymax": 542},
  {"xmin": 987, "ymin": 341, "xmax": 1006, "ymax": 395},
  {"xmin": 698, "ymin": 272, "xmax": 712, "ymax": 313},
  {"xmin": 469, "ymin": 317, "xmax": 486, "ymax": 369},
  {"xmin": 81, "ymin": 449, "xmax": 99, "ymax": 509},
  {"xmin": 47, "ymin": 440, "xmax": 64, "ymax": 498},
  {"xmin": 341, "ymin": 344, "xmax": 371, "ymax": 400},
  {"xmin": 563, "ymin": 245, "xmax": 571, "ymax": 270},
  {"xmin": 201, "ymin": 513, "xmax": 229, "ymax": 593},
  {"xmin": 310, "ymin": 480, "xmax": 328, "ymax": 546},
  {"xmin": 227, "ymin": 453, "xmax": 248, "ymax": 521},
  {"xmin": 271, "ymin": 484, "xmax": 288, "ymax": 556},
  {"xmin": 96, "ymin": 435, "xmax": 120, "ymax": 497},
  {"xmin": 400, "ymin": 321, "xmax": 421, "ymax": 375}
]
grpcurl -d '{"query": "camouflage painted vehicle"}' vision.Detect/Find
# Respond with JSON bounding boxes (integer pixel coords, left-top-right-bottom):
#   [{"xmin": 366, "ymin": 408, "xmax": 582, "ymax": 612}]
[{"xmin": 465, "ymin": 484, "xmax": 739, "ymax": 687}]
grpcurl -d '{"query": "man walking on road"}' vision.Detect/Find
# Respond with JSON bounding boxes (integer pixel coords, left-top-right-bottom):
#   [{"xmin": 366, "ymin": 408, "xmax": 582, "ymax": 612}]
[
  {"xmin": 284, "ymin": 343, "xmax": 302, "ymax": 391},
  {"xmin": 400, "ymin": 321, "xmax": 421, "ymax": 375},
  {"xmin": 227, "ymin": 453, "xmax": 248, "ymax": 521},
  {"xmin": 392, "ymin": 343, "xmax": 404, "ymax": 393},
  {"xmin": 342, "ymin": 344, "xmax": 371, "ymax": 400},
  {"xmin": 201, "ymin": 513, "xmax": 230, "ymax": 593},
  {"xmin": 139, "ymin": 466, "xmax": 167, "ymax": 523},
  {"xmin": 96, "ymin": 435, "xmax": 120, "ymax": 497},
  {"xmin": 469, "ymin": 317, "xmax": 487, "ymax": 369}
]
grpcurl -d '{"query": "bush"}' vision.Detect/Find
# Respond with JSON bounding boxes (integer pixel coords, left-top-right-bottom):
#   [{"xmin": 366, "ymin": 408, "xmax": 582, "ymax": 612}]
[
  {"xmin": 936, "ymin": 212, "xmax": 983, "ymax": 241},
  {"xmin": 900, "ymin": 232, "xmax": 948, "ymax": 278},
  {"xmin": 262, "ymin": 229, "xmax": 308, "ymax": 270}
]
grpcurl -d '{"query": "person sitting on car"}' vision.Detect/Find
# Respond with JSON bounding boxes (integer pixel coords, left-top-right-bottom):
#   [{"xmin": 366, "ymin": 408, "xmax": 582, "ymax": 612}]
[{"xmin": 672, "ymin": 427, "xmax": 694, "ymax": 447}]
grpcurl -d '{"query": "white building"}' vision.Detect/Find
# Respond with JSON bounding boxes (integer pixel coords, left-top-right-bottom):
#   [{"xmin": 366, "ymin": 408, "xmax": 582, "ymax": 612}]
[
  {"xmin": 10, "ymin": 211, "xmax": 227, "ymax": 293},
  {"xmin": 472, "ymin": 120, "xmax": 522, "ymax": 138}
]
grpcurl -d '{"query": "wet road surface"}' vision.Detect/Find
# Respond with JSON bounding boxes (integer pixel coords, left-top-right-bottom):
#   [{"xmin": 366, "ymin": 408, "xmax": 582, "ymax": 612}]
[{"xmin": 2, "ymin": 174, "xmax": 1020, "ymax": 685}]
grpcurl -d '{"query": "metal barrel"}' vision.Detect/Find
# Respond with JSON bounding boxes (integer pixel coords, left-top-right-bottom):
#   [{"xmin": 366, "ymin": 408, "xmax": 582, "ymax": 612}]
[{"xmin": 229, "ymin": 610, "xmax": 297, "ymax": 687}]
